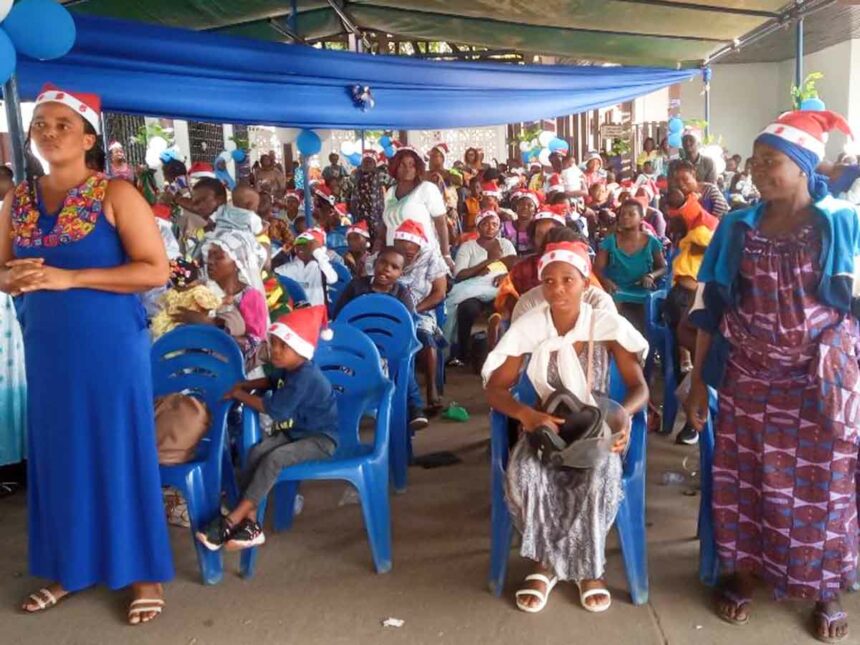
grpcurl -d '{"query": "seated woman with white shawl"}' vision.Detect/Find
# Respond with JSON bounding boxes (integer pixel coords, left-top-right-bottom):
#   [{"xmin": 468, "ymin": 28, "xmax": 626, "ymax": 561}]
[{"xmin": 483, "ymin": 240, "xmax": 649, "ymax": 614}]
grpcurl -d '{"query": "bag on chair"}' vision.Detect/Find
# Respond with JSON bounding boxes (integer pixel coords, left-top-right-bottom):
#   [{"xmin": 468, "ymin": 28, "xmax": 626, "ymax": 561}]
[{"xmin": 155, "ymin": 393, "xmax": 212, "ymax": 464}]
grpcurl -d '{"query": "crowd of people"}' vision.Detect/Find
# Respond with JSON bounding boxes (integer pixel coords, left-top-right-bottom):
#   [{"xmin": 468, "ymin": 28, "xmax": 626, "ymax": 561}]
[{"xmin": 1, "ymin": 82, "xmax": 859, "ymax": 643}]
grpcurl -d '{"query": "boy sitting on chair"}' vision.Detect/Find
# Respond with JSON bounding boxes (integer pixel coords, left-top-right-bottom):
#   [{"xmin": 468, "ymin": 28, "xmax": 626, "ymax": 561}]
[{"xmin": 196, "ymin": 305, "xmax": 338, "ymax": 551}]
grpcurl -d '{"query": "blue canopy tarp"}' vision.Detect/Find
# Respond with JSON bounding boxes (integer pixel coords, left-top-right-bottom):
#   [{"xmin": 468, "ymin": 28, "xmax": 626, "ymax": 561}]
[{"xmin": 16, "ymin": 15, "xmax": 697, "ymax": 129}]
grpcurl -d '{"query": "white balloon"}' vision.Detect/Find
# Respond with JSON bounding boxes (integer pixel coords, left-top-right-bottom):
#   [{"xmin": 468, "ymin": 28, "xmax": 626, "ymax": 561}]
[
  {"xmin": 0, "ymin": 0, "xmax": 12, "ymax": 23},
  {"xmin": 538, "ymin": 148, "xmax": 552, "ymax": 166},
  {"xmin": 340, "ymin": 141, "xmax": 356, "ymax": 157},
  {"xmin": 224, "ymin": 139, "xmax": 237, "ymax": 152},
  {"xmin": 538, "ymin": 131, "xmax": 555, "ymax": 147},
  {"xmin": 701, "ymin": 144, "xmax": 726, "ymax": 176},
  {"xmin": 148, "ymin": 136, "xmax": 168, "ymax": 155},
  {"xmin": 519, "ymin": 141, "xmax": 530, "ymax": 152},
  {"xmin": 145, "ymin": 148, "xmax": 162, "ymax": 169}
]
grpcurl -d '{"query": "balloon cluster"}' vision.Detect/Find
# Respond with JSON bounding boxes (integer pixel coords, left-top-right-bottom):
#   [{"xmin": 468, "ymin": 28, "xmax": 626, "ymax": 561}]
[
  {"xmin": 667, "ymin": 117, "xmax": 684, "ymax": 149},
  {"xmin": 0, "ymin": 0, "xmax": 77, "ymax": 84},
  {"xmin": 339, "ymin": 140, "xmax": 365, "ymax": 167},
  {"xmin": 379, "ymin": 135, "xmax": 397, "ymax": 158},
  {"xmin": 350, "ymin": 84, "xmax": 375, "ymax": 112},
  {"xmin": 518, "ymin": 130, "xmax": 569, "ymax": 166}
]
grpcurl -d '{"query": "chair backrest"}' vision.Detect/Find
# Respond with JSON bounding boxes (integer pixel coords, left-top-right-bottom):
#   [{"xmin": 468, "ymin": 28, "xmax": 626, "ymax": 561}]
[
  {"xmin": 335, "ymin": 294, "xmax": 420, "ymax": 379},
  {"xmin": 277, "ymin": 274, "xmax": 309, "ymax": 306},
  {"xmin": 314, "ymin": 322, "xmax": 390, "ymax": 452},
  {"xmin": 151, "ymin": 325, "xmax": 245, "ymax": 465},
  {"xmin": 326, "ymin": 262, "xmax": 353, "ymax": 315}
]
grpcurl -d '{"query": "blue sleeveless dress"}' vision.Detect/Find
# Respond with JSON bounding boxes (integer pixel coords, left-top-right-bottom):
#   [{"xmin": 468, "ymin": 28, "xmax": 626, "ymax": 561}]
[{"xmin": 11, "ymin": 174, "xmax": 174, "ymax": 591}]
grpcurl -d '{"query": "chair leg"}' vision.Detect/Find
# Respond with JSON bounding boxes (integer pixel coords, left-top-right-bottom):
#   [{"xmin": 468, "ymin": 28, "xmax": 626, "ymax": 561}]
[
  {"xmin": 184, "ymin": 470, "xmax": 224, "ymax": 586},
  {"xmin": 273, "ymin": 481, "xmax": 300, "ymax": 532},
  {"xmin": 221, "ymin": 448, "xmax": 240, "ymax": 508},
  {"xmin": 616, "ymin": 476, "xmax": 649, "ymax": 605},
  {"xmin": 698, "ymin": 409, "xmax": 719, "ymax": 587},
  {"xmin": 390, "ymin": 411, "xmax": 409, "ymax": 494},
  {"xmin": 240, "ymin": 495, "xmax": 268, "ymax": 579},
  {"xmin": 488, "ymin": 489, "xmax": 513, "ymax": 596},
  {"xmin": 356, "ymin": 466, "xmax": 392, "ymax": 574}
]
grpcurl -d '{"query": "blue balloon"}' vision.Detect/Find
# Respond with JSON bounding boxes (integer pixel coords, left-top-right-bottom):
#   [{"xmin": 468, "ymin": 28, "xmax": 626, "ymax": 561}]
[
  {"xmin": 384, "ymin": 145, "xmax": 396, "ymax": 158},
  {"xmin": 0, "ymin": 30, "xmax": 16, "ymax": 85},
  {"xmin": 667, "ymin": 132, "xmax": 683, "ymax": 149},
  {"xmin": 548, "ymin": 138, "xmax": 569, "ymax": 153},
  {"xmin": 800, "ymin": 97, "xmax": 826, "ymax": 111},
  {"xmin": 347, "ymin": 152, "xmax": 362, "ymax": 166},
  {"xmin": 296, "ymin": 129, "xmax": 321, "ymax": 156},
  {"xmin": 231, "ymin": 149, "xmax": 247, "ymax": 163},
  {"xmin": 4, "ymin": 0, "xmax": 76, "ymax": 61},
  {"xmin": 668, "ymin": 117, "xmax": 684, "ymax": 134},
  {"xmin": 379, "ymin": 135, "xmax": 392, "ymax": 148},
  {"xmin": 520, "ymin": 151, "xmax": 531, "ymax": 165}
]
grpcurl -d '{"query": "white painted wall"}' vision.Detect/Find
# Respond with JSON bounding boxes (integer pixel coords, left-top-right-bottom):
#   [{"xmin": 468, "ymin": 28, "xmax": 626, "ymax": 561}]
[
  {"xmin": 681, "ymin": 40, "xmax": 857, "ymax": 160},
  {"xmin": 634, "ymin": 87, "xmax": 669, "ymax": 123}
]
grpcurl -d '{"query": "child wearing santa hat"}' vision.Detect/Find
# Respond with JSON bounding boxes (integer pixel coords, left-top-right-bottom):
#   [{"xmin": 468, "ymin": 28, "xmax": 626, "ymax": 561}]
[
  {"xmin": 274, "ymin": 227, "xmax": 339, "ymax": 307},
  {"xmin": 196, "ymin": 306, "xmax": 338, "ymax": 551},
  {"xmin": 343, "ymin": 220, "xmax": 374, "ymax": 277}
]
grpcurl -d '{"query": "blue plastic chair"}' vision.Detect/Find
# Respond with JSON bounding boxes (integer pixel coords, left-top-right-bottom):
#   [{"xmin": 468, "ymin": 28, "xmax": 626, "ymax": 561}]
[
  {"xmin": 276, "ymin": 274, "xmax": 309, "ymax": 306},
  {"xmin": 488, "ymin": 360, "xmax": 649, "ymax": 605},
  {"xmin": 646, "ymin": 290, "xmax": 679, "ymax": 435},
  {"xmin": 327, "ymin": 262, "xmax": 353, "ymax": 317},
  {"xmin": 335, "ymin": 295, "xmax": 421, "ymax": 493},
  {"xmin": 240, "ymin": 322, "xmax": 396, "ymax": 577},
  {"xmin": 698, "ymin": 389, "xmax": 720, "ymax": 587},
  {"xmin": 152, "ymin": 325, "xmax": 258, "ymax": 585},
  {"xmin": 434, "ymin": 301, "xmax": 448, "ymax": 395}
]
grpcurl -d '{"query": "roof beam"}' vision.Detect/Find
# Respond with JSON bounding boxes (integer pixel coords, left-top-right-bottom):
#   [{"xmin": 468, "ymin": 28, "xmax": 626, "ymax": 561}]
[
  {"xmin": 618, "ymin": 0, "xmax": 780, "ymax": 18},
  {"xmin": 326, "ymin": 0, "xmax": 371, "ymax": 51},
  {"xmin": 268, "ymin": 17, "xmax": 305, "ymax": 43}
]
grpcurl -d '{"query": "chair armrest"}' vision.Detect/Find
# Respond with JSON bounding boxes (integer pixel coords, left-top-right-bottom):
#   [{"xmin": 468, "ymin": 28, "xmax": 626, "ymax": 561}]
[
  {"xmin": 240, "ymin": 405, "xmax": 262, "ymax": 469},
  {"xmin": 372, "ymin": 380, "xmax": 396, "ymax": 459}
]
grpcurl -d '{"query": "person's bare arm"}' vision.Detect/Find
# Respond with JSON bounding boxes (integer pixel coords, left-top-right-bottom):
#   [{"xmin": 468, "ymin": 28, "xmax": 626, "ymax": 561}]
[
  {"xmin": 433, "ymin": 215, "xmax": 452, "ymax": 264},
  {"xmin": 7, "ymin": 180, "xmax": 169, "ymax": 295},
  {"xmin": 228, "ymin": 389, "xmax": 267, "ymax": 414},
  {"xmin": 485, "ymin": 354, "xmax": 565, "ymax": 432},
  {"xmin": 685, "ymin": 329, "xmax": 713, "ymax": 431},
  {"xmin": 594, "ymin": 247, "xmax": 617, "ymax": 294},
  {"xmin": 416, "ymin": 275, "xmax": 447, "ymax": 313}
]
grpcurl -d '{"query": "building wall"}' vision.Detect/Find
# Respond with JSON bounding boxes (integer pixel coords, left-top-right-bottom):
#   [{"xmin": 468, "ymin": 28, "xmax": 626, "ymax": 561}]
[{"xmin": 680, "ymin": 39, "xmax": 857, "ymax": 159}]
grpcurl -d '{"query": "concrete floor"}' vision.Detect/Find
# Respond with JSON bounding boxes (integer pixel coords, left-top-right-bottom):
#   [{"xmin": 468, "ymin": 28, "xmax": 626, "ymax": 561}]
[{"xmin": 1, "ymin": 370, "xmax": 857, "ymax": 645}]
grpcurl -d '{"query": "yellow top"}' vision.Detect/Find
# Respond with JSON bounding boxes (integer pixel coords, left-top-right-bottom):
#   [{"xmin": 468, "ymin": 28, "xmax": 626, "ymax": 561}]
[{"xmin": 672, "ymin": 225, "xmax": 714, "ymax": 283}]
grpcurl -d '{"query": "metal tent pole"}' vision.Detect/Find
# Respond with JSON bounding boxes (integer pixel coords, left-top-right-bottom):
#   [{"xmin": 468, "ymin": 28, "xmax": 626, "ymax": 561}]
[
  {"xmin": 3, "ymin": 74, "xmax": 27, "ymax": 182},
  {"xmin": 703, "ymin": 67, "xmax": 712, "ymax": 140},
  {"xmin": 795, "ymin": 14, "xmax": 805, "ymax": 108},
  {"xmin": 302, "ymin": 154, "xmax": 313, "ymax": 226}
]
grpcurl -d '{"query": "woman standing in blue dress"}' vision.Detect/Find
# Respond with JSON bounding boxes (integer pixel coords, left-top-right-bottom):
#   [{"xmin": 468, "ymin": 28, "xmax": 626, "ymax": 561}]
[{"xmin": 0, "ymin": 85, "xmax": 173, "ymax": 625}]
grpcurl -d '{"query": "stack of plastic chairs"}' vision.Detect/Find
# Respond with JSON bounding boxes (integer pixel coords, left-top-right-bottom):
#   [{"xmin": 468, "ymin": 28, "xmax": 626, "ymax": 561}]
[
  {"xmin": 152, "ymin": 325, "xmax": 258, "ymax": 585},
  {"xmin": 336, "ymin": 295, "xmax": 421, "ymax": 493},
  {"xmin": 240, "ymin": 322, "xmax": 395, "ymax": 577},
  {"xmin": 488, "ymin": 360, "xmax": 649, "ymax": 604}
]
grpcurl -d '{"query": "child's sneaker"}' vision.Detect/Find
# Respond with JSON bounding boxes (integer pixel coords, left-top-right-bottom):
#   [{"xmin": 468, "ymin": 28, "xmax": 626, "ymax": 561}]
[
  {"xmin": 225, "ymin": 519, "xmax": 266, "ymax": 551},
  {"xmin": 195, "ymin": 516, "xmax": 235, "ymax": 551}
]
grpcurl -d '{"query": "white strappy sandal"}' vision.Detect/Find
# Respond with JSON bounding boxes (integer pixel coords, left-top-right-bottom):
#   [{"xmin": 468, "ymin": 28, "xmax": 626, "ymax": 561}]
[
  {"xmin": 515, "ymin": 573, "xmax": 559, "ymax": 613},
  {"xmin": 128, "ymin": 598, "xmax": 165, "ymax": 625},
  {"xmin": 22, "ymin": 587, "xmax": 67, "ymax": 613},
  {"xmin": 576, "ymin": 581, "xmax": 612, "ymax": 613}
]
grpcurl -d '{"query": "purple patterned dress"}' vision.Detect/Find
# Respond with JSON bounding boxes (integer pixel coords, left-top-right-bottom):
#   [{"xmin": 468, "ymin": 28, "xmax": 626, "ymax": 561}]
[{"xmin": 713, "ymin": 224, "xmax": 860, "ymax": 601}]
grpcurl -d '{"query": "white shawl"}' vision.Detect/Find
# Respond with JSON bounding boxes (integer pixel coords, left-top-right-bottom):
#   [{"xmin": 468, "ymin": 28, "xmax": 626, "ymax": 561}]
[{"xmin": 481, "ymin": 301, "xmax": 649, "ymax": 404}]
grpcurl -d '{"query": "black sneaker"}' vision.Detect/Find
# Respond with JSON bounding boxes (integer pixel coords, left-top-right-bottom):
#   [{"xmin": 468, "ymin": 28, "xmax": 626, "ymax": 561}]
[
  {"xmin": 676, "ymin": 424, "xmax": 700, "ymax": 446},
  {"xmin": 226, "ymin": 518, "xmax": 266, "ymax": 551},
  {"xmin": 195, "ymin": 516, "xmax": 235, "ymax": 551},
  {"xmin": 409, "ymin": 409, "xmax": 429, "ymax": 431}
]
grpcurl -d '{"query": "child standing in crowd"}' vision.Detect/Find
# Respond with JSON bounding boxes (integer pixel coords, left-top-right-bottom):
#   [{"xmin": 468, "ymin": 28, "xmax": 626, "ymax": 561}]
[
  {"xmin": 212, "ymin": 184, "xmax": 264, "ymax": 235},
  {"xmin": 342, "ymin": 220, "xmax": 374, "ymax": 277},
  {"xmin": 275, "ymin": 228, "xmax": 339, "ymax": 307},
  {"xmin": 460, "ymin": 177, "xmax": 482, "ymax": 233},
  {"xmin": 196, "ymin": 306, "xmax": 338, "ymax": 551}
]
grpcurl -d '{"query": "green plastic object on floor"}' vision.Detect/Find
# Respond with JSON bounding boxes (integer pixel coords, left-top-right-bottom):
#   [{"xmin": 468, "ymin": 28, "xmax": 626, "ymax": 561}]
[{"xmin": 442, "ymin": 403, "xmax": 470, "ymax": 422}]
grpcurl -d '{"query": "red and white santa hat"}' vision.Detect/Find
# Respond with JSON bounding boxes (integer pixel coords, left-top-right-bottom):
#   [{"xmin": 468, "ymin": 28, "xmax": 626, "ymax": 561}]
[
  {"xmin": 546, "ymin": 174, "xmax": 565, "ymax": 195},
  {"xmin": 476, "ymin": 209, "xmax": 500, "ymax": 227},
  {"xmin": 510, "ymin": 189, "xmax": 542, "ymax": 209},
  {"xmin": 34, "ymin": 84, "xmax": 102, "ymax": 134},
  {"xmin": 295, "ymin": 227, "xmax": 326, "ymax": 247},
  {"xmin": 393, "ymin": 219, "xmax": 428, "ymax": 247},
  {"xmin": 347, "ymin": 219, "xmax": 371, "ymax": 239},
  {"xmin": 313, "ymin": 183, "xmax": 337, "ymax": 206},
  {"xmin": 758, "ymin": 110, "xmax": 853, "ymax": 161},
  {"xmin": 538, "ymin": 241, "xmax": 591, "ymax": 279},
  {"xmin": 284, "ymin": 189, "xmax": 303, "ymax": 203},
  {"xmin": 534, "ymin": 208, "xmax": 567, "ymax": 226},
  {"xmin": 189, "ymin": 162, "xmax": 216, "ymax": 180},
  {"xmin": 268, "ymin": 305, "xmax": 332, "ymax": 360},
  {"xmin": 481, "ymin": 180, "xmax": 501, "ymax": 199},
  {"xmin": 428, "ymin": 142, "xmax": 450, "ymax": 162}
]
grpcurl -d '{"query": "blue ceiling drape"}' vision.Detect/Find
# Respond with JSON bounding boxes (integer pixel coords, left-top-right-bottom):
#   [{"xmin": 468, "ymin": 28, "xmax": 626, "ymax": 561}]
[{"xmin": 15, "ymin": 15, "xmax": 697, "ymax": 129}]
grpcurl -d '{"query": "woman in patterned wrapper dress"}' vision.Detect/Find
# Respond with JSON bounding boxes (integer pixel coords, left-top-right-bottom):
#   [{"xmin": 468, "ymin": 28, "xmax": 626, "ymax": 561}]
[
  {"xmin": 686, "ymin": 110, "xmax": 860, "ymax": 643},
  {"xmin": 483, "ymin": 240, "xmax": 648, "ymax": 614}
]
